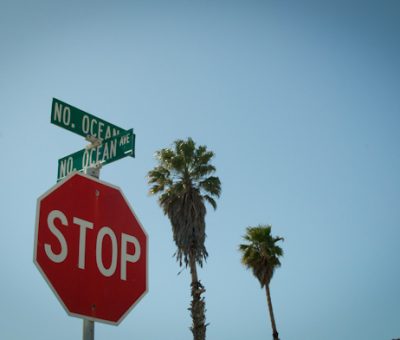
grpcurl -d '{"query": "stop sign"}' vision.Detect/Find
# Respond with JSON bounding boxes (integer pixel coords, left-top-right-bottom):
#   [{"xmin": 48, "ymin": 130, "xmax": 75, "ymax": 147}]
[{"xmin": 34, "ymin": 172, "xmax": 147, "ymax": 325}]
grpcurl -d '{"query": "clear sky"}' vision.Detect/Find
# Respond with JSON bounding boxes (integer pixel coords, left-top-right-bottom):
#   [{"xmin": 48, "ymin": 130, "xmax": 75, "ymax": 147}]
[{"xmin": 1, "ymin": 1, "xmax": 399, "ymax": 339}]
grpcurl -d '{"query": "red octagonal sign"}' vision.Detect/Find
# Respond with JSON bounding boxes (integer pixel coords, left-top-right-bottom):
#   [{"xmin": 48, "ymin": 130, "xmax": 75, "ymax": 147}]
[{"xmin": 34, "ymin": 172, "xmax": 148, "ymax": 325}]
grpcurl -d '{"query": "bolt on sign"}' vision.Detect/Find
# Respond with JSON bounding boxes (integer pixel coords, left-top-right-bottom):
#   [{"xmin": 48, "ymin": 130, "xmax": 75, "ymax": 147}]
[{"xmin": 34, "ymin": 172, "xmax": 148, "ymax": 324}]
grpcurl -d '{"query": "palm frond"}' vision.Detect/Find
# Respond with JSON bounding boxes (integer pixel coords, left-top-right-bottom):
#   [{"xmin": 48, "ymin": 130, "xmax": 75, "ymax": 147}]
[
  {"xmin": 199, "ymin": 176, "xmax": 221, "ymax": 197},
  {"xmin": 203, "ymin": 195, "xmax": 217, "ymax": 210},
  {"xmin": 239, "ymin": 225, "xmax": 284, "ymax": 287},
  {"xmin": 147, "ymin": 137, "xmax": 221, "ymax": 268}
]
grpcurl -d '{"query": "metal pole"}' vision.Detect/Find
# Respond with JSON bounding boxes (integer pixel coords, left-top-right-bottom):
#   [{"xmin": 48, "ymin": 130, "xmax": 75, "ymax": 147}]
[
  {"xmin": 83, "ymin": 320, "xmax": 94, "ymax": 340},
  {"xmin": 83, "ymin": 154, "xmax": 101, "ymax": 340}
]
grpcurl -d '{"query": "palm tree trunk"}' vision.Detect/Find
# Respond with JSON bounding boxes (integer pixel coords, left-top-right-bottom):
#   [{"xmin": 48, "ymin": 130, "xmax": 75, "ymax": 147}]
[
  {"xmin": 265, "ymin": 284, "xmax": 279, "ymax": 340},
  {"xmin": 188, "ymin": 253, "xmax": 207, "ymax": 340}
]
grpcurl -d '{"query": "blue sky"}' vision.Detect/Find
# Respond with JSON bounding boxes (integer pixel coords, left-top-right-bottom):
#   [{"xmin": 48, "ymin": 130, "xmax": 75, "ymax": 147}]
[{"xmin": 1, "ymin": 1, "xmax": 399, "ymax": 339}]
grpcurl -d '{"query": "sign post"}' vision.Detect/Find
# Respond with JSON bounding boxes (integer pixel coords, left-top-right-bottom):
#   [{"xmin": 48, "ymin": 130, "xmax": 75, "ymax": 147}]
[
  {"xmin": 83, "ymin": 154, "xmax": 100, "ymax": 340},
  {"xmin": 83, "ymin": 319, "xmax": 95, "ymax": 340}
]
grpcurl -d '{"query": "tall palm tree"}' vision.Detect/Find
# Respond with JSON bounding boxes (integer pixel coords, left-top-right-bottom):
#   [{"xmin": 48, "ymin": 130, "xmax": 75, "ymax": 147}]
[
  {"xmin": 239, "ymin": 225, "xmax": 284, "ymax": 340},
  {"xmin": 148, "ymin": 138, "xmax": 221, "ymax": 340}
]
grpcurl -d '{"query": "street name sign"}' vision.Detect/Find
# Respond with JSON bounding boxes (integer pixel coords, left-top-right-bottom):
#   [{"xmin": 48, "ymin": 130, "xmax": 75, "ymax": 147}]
[
  {"xmin": 34, "ymin": 172, "xmax": 148, "ymax": 325},
  {"xmin": 51, "ymin": 98, "xmax": 131, "ymax": 142},
  {"xmin": 51, "ymin": 98, "xmax": 135, "ymax": 180},
  {"xmin": 57, "ymin": 129, "xmax": 135, "ymax": 181}
]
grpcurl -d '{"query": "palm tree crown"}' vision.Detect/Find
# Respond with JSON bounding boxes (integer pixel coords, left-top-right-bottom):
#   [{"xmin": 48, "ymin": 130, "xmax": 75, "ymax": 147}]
[
  {"xmin": 148, "ymin": 137, "xmax": 221, "ymax": 267},
  {"xmin": 239, "ymin": 225, "xmax": 284, "ymax": 287}
]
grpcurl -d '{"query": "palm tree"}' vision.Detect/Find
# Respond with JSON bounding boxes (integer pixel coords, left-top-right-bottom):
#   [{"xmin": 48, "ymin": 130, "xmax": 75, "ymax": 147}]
[
  {"xmin": 148, "ymin": 137, "xmax": 221, "ymax": 340},
  {"xmin": 239, "ymin": 225, "xmax": 284, "ymax": 340}
]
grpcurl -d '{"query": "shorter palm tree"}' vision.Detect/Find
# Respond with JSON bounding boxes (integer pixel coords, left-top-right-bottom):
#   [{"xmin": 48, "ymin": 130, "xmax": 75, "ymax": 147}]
[{"xmin": 239, "ymin": 225, "xmax": 284, "ymax": 340}]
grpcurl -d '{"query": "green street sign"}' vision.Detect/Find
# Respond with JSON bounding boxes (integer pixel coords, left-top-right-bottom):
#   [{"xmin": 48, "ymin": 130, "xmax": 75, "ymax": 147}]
[
  {"xmin": 51, "ymin": 98, "xmax": 130, "ymax": 142},
  {"xmin": 57, "ymin": 129, "xmax": 135, "ymax": 181}
]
